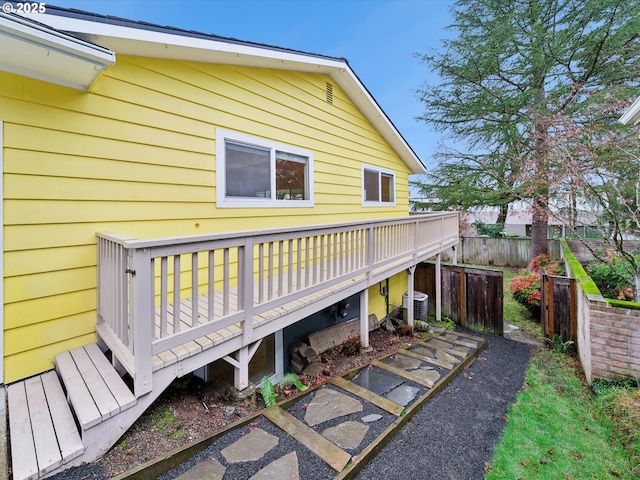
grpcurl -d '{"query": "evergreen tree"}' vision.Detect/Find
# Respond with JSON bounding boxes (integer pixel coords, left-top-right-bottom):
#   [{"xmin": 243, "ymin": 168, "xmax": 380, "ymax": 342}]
[{"xmin": 416, "ymin": 0, "xmax": 640, "ymax": 259}]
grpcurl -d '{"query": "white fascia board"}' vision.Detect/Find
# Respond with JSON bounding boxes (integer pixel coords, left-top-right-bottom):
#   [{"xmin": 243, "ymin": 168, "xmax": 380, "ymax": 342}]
[
  {"xmin": 0, "ymin": 13, "xmax": 114, "ymax": 64},
  {"xmin": 0, "ymin": 13, "xmax": 115, "ymax": 90},
  {"xmin": 28, "ymin": 13, "xmax": 341, "ymax": 71},
  {"xmin": 620, "ymin": 95, "xmax": 640, "ymax": 126},
  {"xmin": 33, "ymin": 12, "xmax": 425, "ymax": 172}
]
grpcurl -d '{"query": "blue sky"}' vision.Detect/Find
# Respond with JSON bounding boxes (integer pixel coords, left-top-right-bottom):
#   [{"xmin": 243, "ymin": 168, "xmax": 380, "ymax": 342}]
[{"xmin": 52, "ymin": 0, "xmax": 454, "ymax": 170}]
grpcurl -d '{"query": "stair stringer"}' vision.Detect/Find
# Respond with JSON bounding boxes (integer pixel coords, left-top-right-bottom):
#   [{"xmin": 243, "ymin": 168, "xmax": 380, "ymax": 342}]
[{"xmin": 42, "ymin": 364, "xmax": 179, "ymax": 479}]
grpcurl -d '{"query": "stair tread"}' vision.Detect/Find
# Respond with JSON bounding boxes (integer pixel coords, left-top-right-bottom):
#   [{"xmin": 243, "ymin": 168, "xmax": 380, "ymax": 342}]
[
  {"xmin": 56, "ymin": 350, "xmax": 102, "ymax": 429},
  {"xmin": 56, "ymin": 344, "xmax": 137, "ymax": 429},
  {"xmin": 85, "ymin": 343, "xmax": 136, "ymax": 410},
  {"xmin": 8, "ymin": 373, "xmax": 84, "ymax": 480},
  {"xmin": 24, "ymin": 376, "xmax": 63, "ymax": 475},
  {"xmin": 7, "ymin": 381, "xmax": 38, "ymax": 480},
  {"xmin": 41, "ymin": 371, "xmax": 85, "ymax": 462}
]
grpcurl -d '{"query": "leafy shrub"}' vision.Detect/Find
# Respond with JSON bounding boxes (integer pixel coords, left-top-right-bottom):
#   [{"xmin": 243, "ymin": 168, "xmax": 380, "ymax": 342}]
[
  {"xmin": 528, "ymin": 253, "xmax": 563, "ymax": 276},
  {"xmin": 587, "ymin": 257, "xmax": 634, "ymax": 300},
  {"xmin": 473, "ymin": 220, "xmax": 504, "ymax": 237},
  {"xmin": 509, "ymin": 271, "xmax": 541, "ymax": 317},
  {"xmin": 508, "ymin": 254, "xmax": 562, "ymax": 319}
]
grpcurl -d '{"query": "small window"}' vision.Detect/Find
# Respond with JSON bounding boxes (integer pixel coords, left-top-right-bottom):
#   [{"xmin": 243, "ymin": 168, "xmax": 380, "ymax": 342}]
[
  {"xmin": 217, "ymin": 129, "xmax": 313, "ymax": 208},
  {"xmin": 362, "ymin": 165, "xmax": 395, "ymax": 205}
]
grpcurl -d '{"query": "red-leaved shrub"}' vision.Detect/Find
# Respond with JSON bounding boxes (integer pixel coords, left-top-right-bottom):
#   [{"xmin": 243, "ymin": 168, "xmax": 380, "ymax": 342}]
[{"xmin": 509, "ymin": 254, "xmax": 561, "ymax": 319}]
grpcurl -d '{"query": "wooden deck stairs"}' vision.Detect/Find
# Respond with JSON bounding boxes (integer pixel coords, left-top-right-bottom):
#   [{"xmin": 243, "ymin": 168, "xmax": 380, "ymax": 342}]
[{"xmin": 7, "ymin": 343, "xmax": 176, "ymax": 480}]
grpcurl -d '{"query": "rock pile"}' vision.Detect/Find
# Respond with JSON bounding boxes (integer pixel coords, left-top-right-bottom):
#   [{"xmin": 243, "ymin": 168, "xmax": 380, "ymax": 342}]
[{"xmin": 290, "ymin": 342, "xmax": 325, "ymax": 376}]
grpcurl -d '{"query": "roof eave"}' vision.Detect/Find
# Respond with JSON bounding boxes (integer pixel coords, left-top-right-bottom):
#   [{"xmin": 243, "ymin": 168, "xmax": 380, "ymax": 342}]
[{"xmin": 0, "ymin": 12, "xmax": 115, "ymax": 91}]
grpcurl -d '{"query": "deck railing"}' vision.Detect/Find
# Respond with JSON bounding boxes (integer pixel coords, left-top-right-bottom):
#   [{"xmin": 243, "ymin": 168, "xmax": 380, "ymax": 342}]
[{"xmin": 96, "ymin": 213, "xmax": 459, "ymax": 396}]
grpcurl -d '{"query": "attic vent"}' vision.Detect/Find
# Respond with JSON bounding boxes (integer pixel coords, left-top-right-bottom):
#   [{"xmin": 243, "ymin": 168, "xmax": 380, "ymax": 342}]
[{"xmin": 326, "ymin": 82, "xmax": 333, "ymax": 104}]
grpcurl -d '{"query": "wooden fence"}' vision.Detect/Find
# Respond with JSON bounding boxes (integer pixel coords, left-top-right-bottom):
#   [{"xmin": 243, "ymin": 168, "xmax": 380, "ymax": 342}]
[
  {"xmin": 416, "ymin": 263, "xmax": 504, "ymax": 335},
  {"xmin": 443, "ymin": 237, "xmax": 561, "ymax": 267},
  {"xmin": 541, "ymin": 271, "xmax": 578, "ymax": 344}
]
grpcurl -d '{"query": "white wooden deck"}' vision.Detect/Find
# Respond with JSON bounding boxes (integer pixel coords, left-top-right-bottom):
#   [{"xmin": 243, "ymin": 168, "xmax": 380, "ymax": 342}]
[
  {"xmin": 148, "ymin": 269, "xmax": 370, "ymax": 372},
  {"xmin": 96, "ymin": 213, "xmax": 459, "ymax": 397}
]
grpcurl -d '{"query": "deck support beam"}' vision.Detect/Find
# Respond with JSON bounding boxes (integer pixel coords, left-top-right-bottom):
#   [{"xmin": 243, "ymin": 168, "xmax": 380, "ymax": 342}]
[
  {"xmin": 359, "ymin": 289, "xmax": 369, "ymax": 349},
  {"xmin": 435, "ymin": 253, "xmax": 442, "ymax": 321},
  {"xmin": 223, "ymin": 339, "xmax": 263, "ymax": 391},
  {"xmin": 406, "ymin": 265, "xmax": 416, "ymax": 327}
]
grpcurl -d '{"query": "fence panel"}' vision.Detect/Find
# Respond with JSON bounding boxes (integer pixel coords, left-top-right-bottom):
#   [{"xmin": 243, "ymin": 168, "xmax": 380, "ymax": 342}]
[
  {"xmin": 416, "ymin": 263, "xmax": 503, "ymax": 335},
  {"xmin": 442, "ymin": 237, "xmax": 561, "ymax": 267},
  {"xmin": 466, "ymin": 268, "xmax": 503, "ymax": 334},
  {"xmin": 541, "ymin": 272, "xmax": 577, "ymax": 343}
]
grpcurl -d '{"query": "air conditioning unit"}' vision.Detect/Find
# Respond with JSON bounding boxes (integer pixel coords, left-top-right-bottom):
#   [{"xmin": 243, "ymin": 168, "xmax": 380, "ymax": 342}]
[{"xmin": 402, "ymin": 291, "xmax": 428, "ymax": 322}]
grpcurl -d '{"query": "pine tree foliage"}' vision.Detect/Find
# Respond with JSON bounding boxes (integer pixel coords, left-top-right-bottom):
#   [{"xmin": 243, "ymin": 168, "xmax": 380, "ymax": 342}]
[{"xmin": 415, "ymin": 0, "xmax": 640, "ymax": 260}]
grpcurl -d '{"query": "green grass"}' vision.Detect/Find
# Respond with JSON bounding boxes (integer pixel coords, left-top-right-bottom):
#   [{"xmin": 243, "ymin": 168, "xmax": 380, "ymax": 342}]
[
  {"xmin": 502, "ymin": 266, "xmax": 544, "ymax": 343},
  {"xmin": 487, "ymin": 349, "xmax": 636, "ymax": 479},
  {"xmin": 486, "ymin": 264, "xmax": 639, "ymax": 479}
]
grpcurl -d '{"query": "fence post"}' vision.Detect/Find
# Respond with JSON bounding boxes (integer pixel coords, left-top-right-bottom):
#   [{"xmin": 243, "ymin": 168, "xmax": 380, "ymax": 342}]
[
  {"xmin": 129, "ymin": 247, "xmax": 153, "ymax": 397},
  {"xmin": 459, "ymin": 266, "xmax": 466, "ymax": 327}
]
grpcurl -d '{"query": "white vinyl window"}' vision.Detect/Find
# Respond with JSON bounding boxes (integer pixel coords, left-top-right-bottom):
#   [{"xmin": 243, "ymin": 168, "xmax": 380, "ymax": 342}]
[
  {"xmin": 216, "ymin": 129, "xmax": 313, "ymax": 208},
  {"xmin": 362, "ymin": 165, "xmax": 396, "ymax": 206}
]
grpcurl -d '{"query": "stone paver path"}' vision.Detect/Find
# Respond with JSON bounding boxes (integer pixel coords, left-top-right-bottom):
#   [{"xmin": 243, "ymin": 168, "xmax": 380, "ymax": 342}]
[{"xmin": 150, "ymin": 330, "xmax": 487, "ymax": 480}]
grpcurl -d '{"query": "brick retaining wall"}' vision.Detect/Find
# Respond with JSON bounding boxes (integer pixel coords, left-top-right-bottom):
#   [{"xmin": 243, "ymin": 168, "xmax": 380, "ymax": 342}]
[
  {"xmin": 588, "ymin": 303, "xmax": 640, "ymax": 380},
  {"xmin": 563, "ymin": 239, "xmax": 640, "ymax": 382}
]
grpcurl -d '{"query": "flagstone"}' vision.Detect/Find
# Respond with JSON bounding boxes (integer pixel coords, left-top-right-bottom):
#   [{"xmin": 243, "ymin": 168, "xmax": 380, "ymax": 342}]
[
  {"xmin": 249, "ymin": 452, "xmax": 299, "ymax": 480},
  {"xmin": 410, "ymin": 346, "xmax": 436, "ymax": 358},
  {"xmin": 361, "ymin": 414, "xmax": 383, "ymax": 423},
  {"xmin": 384, "ymin": 384, "xmax": 421, "ymax": 406},
  {"xmin": 411, "ymin": 367, "xmax": 441, "ymax": 384},
  {"xmin": 176, "ymin": 459, "xmax": 225, "ymax": 480},
  {"xmin": 435, "ymin": 349, "xmax": 459, "ymax": 364},
  {"xmin": 304, "ymin": 388, "xmax": 363, "ymax": 426},
  {"xmin": 322, "ymin": 421, "xmax": 369, "ymax": 450},
  {"xmin": 220, "ymin": 428, "xmax": 279, "ymax": 463},
  {"xmin": 427, "ymin": 338, "xmax": 455, "ymax": 349},
  {"xmin": 384, "ymin": 354, "xmax": 422, "ymax": 371}
]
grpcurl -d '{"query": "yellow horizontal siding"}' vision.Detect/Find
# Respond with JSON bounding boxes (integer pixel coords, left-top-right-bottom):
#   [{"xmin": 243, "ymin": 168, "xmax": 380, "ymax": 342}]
[
  {"xmin": 5, "ymin": 312, "xmax": 96, "ymax": 356},
  {"xmin": 5, "ymin": 149, "xmax": 213, "ymax": 186},
  {"xmin": 5, "ymin": 174, "xmax": 214, "ymax": 203},
  {"xmin": 3, "ymin": 123, "xmax": 213, "ymax": 171},
  {"xmin": 5, "ymin": 290, "xmax": 95, "ymax": 329},
  {"xmin": 4, "ymin": 332, "xmax": 96, "ymax": 384},
  {"xmin": 1, "ymin": 54, "xmax": 414, "ymax": 382},
  {"xmin": 5, "ymin": 245, "xmax": 95, "ymax": 277},
  {"xmin": 367, "ymin": 272, "xmax": 408, "ymax": 322},
  {"xmin": 5, "ymin": 267, "xmax": 95, "ymax": 303}
]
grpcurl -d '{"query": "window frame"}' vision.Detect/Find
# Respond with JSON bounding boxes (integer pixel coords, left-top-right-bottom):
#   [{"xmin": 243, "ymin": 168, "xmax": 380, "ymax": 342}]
[
  {"xmin": 361, "ymin": 164, "xmax": 396, "ymax": 206},
  {"xmin": 216, "ymin": 129, "xmax": 314, "ymax": 208}
]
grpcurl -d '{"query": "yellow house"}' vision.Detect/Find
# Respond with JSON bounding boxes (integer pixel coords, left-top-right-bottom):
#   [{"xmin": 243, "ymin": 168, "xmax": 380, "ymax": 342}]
[{"xmin": 0, "ymin": 6, "xmax": 458, "ymax": 478}]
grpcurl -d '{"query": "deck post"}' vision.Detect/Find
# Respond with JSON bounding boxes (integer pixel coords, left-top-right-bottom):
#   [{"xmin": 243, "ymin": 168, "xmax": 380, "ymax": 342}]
[
  {"xmin": 407, "ymin": 265, "xmax": 416, "ymax": 327},
  {"xmin": 435, "ymin": 253, "xmax": 442, "ymax": 321},
  {"xmin": 241, "ymin": 240, "xmax": 255, "ymax": 345},
  {"xmin": 234, "ymin": 346, "xmax": 249, "ymax": 390},
  {"xmin": 129, "ymin": 247, "xmax": 153, "ymax": 397},
  {"xmin": 359, "ymin": 288, "xmax": 369, "ymax": 349}
]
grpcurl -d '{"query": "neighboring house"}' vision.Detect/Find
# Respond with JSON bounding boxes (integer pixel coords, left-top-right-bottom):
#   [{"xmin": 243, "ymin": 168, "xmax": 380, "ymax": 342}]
[
  {"xmin": 0, "ymin": 5, "xmax": 458, "ymax": 478},
  {"xmin": 411, "ymin": 198, "xmax": 601, "ymax": 238}
]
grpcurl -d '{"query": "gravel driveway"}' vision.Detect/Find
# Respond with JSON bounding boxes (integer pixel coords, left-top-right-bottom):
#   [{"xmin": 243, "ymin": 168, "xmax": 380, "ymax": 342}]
[{"xmin": 354, "ymin": 330, "xmax": 533, "ymax": 480}]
